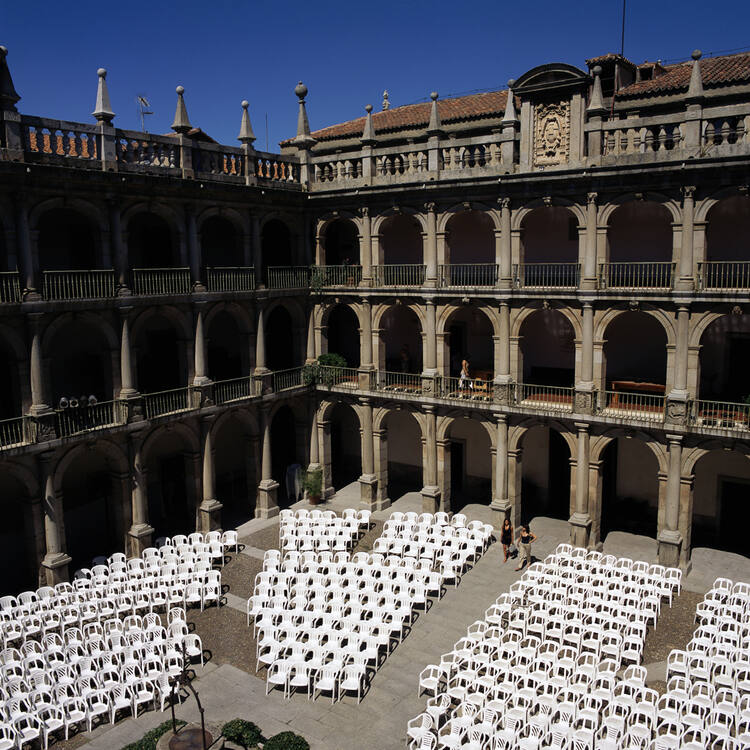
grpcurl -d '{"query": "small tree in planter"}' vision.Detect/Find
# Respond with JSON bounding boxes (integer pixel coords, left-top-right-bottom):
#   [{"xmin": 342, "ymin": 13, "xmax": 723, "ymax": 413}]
[
  {"xmin": 263, "ymin": 732, "xmax": 310, "ymax": 750},
  {"xmin": 316, "ymin": 352, "xmax": 347, "ymax": 389},
  {"xmin": 303, "ymin": 467, "xmax": 323, "ymax": 505},
  {"xmin": 221, "ymin": 719, "xmax": 264, "ymax": 749}
]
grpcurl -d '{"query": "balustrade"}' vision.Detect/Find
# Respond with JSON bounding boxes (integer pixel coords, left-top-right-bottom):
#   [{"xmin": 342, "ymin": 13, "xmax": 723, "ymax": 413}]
[
  {"xmin": 440, "ymin": 375, "xmax": 494, "ymax": 402},
  {"xmin": 599, "ymin": 262, "xmax": 674, "ymax": 290},
  {"xmin": 514, "ymin": 263, "xmax": 579, "ymax": 289},
  {"xmin": 0, "ymin": 271, "xmax": 21, "ymax": 303},
  {"xmin": 697, "ymin": 261, "xmax": 750, "ymax": 290},
  {"xmin": 376, "ymin": 148, "xmax": 428, "ymax": 177},
  {"xmin": 314, "ymin": 158, "xmax": 363, "ymax": 182},
  {"xmin": 115, "ymin": 131, "xmax": 179, "ymax": 170},
  {"xmin": 266, "ymin": 266, "xmax": 310, "ymax": 289},
  {"xmin": 312, "ymin": 265, "xmax": 362, "ymax": 288},
  {"xmin": 439, "ymin": 264, "xmax": 498, "ymax": 287},
  {"xmin": 514, "ymin": 383, "xmax": 574, "ymax": 412},
  {"xmin": 214, "ymin": 376, "xmax": 255, "ymax": 404},
  {"xmin": 703, "ymin": 116, "xmax": 748, "ymax": 147},
  {"xmin": 143, "ymin": 388, "xmax": 192, "ymax": 419},
  {"xmin": 272, "ymin": 367, "xmax": 305, "ymax": 392},
  {"xmin": 205, "ymin": 267, "xmax": 255, "ymax": 292},
  {"xmin": 42, "ymin": 269, "xmax": 116, "ymax": 300},
  {"xmin": 254, "ymin": 152, "xmax": 299, "ymax": 182},
  {"xmin": 131, "ymin": 268, "xmax": 192, "ymax": 296},
  {"xmin": 55, "ymin": 400, "xmax": 123, "ymax": 438},
  {"xmin": 376, "ymin": 371, "xmax": 424, "ymax": 394},
  {"xmin": 314, "ymin": 366, "xmax": 360, "ymax": 388},
  {"xmin": 597, "ymin": 390, "xmax": 665, "ymax": 423},
  {"xmin": 193, "ymin": 145, "xmax": 244, "ymax": 178},
  {"xmin": 23, "ymin": 117, "xmax": 99, "ymax": 164},
  {"xmin": 690, "ymin": 399, "xmax": 750, "ymax": 432},
  {"xmin": 373, "ymin": 265, "xmax": 425, "ymax": 287},
  {"xmin": 0, "ymin": 416, "xmax": 35, "ymax": 448}
]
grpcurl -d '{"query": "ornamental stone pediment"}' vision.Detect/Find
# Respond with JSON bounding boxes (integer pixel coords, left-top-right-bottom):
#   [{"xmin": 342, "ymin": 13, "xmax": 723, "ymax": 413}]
[{"xmin": 512, "ymin": 62, "xmax": 590, "ymax": 97}]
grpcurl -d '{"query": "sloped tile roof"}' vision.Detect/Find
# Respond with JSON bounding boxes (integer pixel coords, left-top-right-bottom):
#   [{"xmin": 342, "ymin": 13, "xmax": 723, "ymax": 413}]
[
  {"xmin": 282, "ymin": 90, "xmax": 509, "ymax": 145},
  {"xmin": 616, "ymin": 52, "xmax": 750, "ymax": 99}
]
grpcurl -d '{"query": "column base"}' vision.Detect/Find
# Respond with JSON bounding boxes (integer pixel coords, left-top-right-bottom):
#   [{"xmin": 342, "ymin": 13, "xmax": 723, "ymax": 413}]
[
  {"xmin": 255, "ymin": 480, "xmax": 279, "ymax": 519},
  {"xmin": 199, "ymin": 499, "xmax": 224, "ymax": 533},
  {"xmin": 128, "ymin": 523, "xmax": 155, "ymax": 556},
  {"xmin": 568, "ymin": 512, "xmax": 592, "ymax": 548},
  {"xmin": 674, "ymin": 276, "xmax": 695, "ymax": 292},
  {"xmin": 42, "ymin": 552, "xmax": 72, "ymax": 585},
  {"xmin": 580, "ymin": 277, "xmax": 598, "ymax": 291},
  {"xmin": 658, "ymin": 529, "xmax": 683, "ymax": 568},
  {"xmin": 358, "ymin": 474, "xmax": 378, "ymax": 508},
  {"xmin": 490, "ymin": 498, "xmax": 511, "ymax": 530},
  {"xmin": 421, "ymin": 485, "xmax": 441, "ymax": 514}
]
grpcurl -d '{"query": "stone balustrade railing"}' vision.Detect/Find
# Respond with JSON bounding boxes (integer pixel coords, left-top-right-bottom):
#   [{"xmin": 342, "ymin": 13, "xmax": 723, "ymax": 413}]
[
  {"xmin": 116, "ymin": 129, "xmax": 180, "ymax": 171},
  {"xmin": 22, "ymin": 117, "xmax": 100, "ymax": 165}
]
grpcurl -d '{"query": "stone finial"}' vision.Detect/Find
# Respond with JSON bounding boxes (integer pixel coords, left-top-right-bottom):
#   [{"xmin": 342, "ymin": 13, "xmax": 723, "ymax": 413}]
[
  {"xmin": 361, "ymin": 104, "xmax": 376, "ymax": 144},
  {"xmin": 587, "ymin": 65, "xmax": 606, "ymax": 115},
  {"xmin": 502, "ymin": 79, "xmax": 517, "ymax": 123},
  {"xmin": 427, "ymin": 92, "xmax": 442, "ymax": 135},
  {"xmin": 92, "ymin": 68, "xmax": 115, "ymax": 123},
  {"xmin": 382, "ymin": 90, "xmax": 390, "ymax": 111},
  {"xmin": 237, "ymin": 100, "xmax": 256, "ymax": 145},
  {"xmin": 293, "ymin": 81, "xmax": 316, "ymax": 148},
  {"xmin": 171, "ymin": 85, "xmax": 192, "ymax": 134},
  {"xmin": 0, "ymin": 45, "xmax": 21, "ymax": 111},
  {"xmin": 686, "ymin": 49, "xmax": 704, "ymax": 102}
]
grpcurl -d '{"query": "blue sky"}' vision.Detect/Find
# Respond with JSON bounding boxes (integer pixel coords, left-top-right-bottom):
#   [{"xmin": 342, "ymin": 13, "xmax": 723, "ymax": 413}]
[{"xmin": 3, "ymin": 0, "xmax": 749, "ymax": 150}]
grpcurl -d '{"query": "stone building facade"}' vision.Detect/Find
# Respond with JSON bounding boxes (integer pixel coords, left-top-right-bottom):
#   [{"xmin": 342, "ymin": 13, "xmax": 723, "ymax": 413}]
[{"xmin": 1, "ymin": 45, "xmax": 749, "ymax": 591}]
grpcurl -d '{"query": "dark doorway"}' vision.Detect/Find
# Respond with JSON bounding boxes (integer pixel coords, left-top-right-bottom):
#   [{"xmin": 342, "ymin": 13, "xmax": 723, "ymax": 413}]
[
  {"xmin": 327, "ymin": 305, "xmax": 360, "ymax": 368},
  {"xmin": 148, "ymin": 454, "xmax": 192, "ymax": 539},
  {"xmin": 261, "ymin": 220, "xmax": 292, "ymax": 276},
  {"xmin": 0, "ymin": 342, "xmax": 21, "ymax": 419},
  {"xmin": 449, "ymin": 323, "xmax": 466, "ymax": 377},
  {"xmin": 521, "ymin": 429, "xmax": 570, "ymax": 521},
  {"xmin": 726, "ymin": 336, "xmax": 750, "ymax": 402},
  {"xmin": 450, "ymin": 441, "xmax": 465, "ymax": 511},
  {"xmin": 0, "ymin": 476, "xmax": 35, "ymax": 594},
  {"xmin": 266, "ymin": 306, "xmax": 296, "ymax": 371},
  {"xmin": 271, "ymin": 406, "xmax": 299, "ymax": 508},
  {"xmin": 207, "ymin": 311, "xmax": 243, "ymax": 382},
  {"xmin": 128, "ymin": 213, "xmax": 176, "ymax": 268},
  {"xmin": 331, "ymin": 404, "xmax": 361, "ymax": 490},
  {"xmin": 719, "ymin": 479, "xmax": 750, "ymax": 555},
  {"xmin": 324, "ymin": 220, "xmax": 359, "ymax": 265},
  {"xmin": 137, "ymin": 326, "xmax": 181, "ymax": 393}
]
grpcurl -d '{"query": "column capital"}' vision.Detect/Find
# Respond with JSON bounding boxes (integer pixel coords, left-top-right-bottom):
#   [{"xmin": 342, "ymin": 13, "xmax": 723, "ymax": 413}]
[
  {"xmin": 682, "ymin": 185, "xmax": 697, "ymax": 200},
  {"xmin": 496, "ymin": 413, "xmax": 508, "ymax": 426},
  {"xmin": 666, "ymin": 433, "xmax": 684, "ymax": 446},
  {"xmin": 423, "ymin": 201, "xmax": 436, "ymax": 214},
  {"xmin": 586, "ymin": 191, "xmax": 598, "ymax": 205},
  {"xmin": 573, "ymin": 422, "xmax": 590, "ymax": 433},
  {"xmin": 358, "ymin": 206, "xmax": 370, "ymax": 218},
  {"xmin": 497, "ymin": 196, "xmax": 511, "ymax": 210},
  {"xmin": 359, "ymin": 396, "xmax": 372, "ymax": 407}
]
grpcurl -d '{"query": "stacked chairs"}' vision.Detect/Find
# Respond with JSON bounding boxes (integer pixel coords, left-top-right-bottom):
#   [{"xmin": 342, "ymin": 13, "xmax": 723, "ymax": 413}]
[
  {"xmin": 0, "ymin": 529, "xmax": 228, "ymax": 746},
  {"xmin": 410, "ymin": 544, "xmax": 683, "ymax": 750},
  {"xmin": 278, "ymin": 508, "xmax": 370, "ymax": 554},
  {"xmin": 659, "ymin": 577, "xmax": 750, "ymax": 749},
  {"xmin": 248, "ymin": 510, "xmax": 494, "ymax": 703}
]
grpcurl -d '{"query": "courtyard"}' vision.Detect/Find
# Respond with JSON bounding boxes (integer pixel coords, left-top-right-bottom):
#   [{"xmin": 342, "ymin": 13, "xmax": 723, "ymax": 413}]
[{"xmin": 38, "ymin": 486, "xmax": 750, "ymax": 750}]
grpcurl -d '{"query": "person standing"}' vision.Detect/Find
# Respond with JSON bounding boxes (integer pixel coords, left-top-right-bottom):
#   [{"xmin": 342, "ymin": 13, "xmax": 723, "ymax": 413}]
[
  {"xmin": 500, "ymin": 518, "xmax": 514, "ymax": 563},
  {"xmin": 515, "ymin": 523, "xmax": 537, "ymax": 571},
  {"xmin": 459, "ymin": 356, "xmax": 472, "ymax": 394}
]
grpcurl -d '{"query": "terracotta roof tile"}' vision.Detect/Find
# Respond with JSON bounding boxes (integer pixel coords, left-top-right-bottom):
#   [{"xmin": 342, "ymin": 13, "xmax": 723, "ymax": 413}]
[
  {"xmin": 585, "ymin": 53, "xmax": 635, "ymax": 68},
  {"xmin": 283, "ymin": 90, "xmax": 509, "ymax": 145},
  {"xmin": 616, "ymin": 52, "xmax": 750, "ymax": 98}
]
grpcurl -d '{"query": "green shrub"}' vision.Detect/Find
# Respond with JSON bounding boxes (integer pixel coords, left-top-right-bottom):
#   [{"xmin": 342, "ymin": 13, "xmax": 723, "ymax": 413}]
[
  {"xmin": 302, "ymin": 468, "xmax": 323, "ymax": 500},
  {"xmin": 263, "ymin": 731, "xmax": 310, "ymax": 750},
  {"xmin": 317, "ymin": 353, "xmax": 347, "ymax": 368},
  {"xmin": 221, "ymin": 718, "xmax": 264, "ymax": 748},
  {"xmin": 122, "ymin": 720, "xmax": 186, "ymax": 750}
]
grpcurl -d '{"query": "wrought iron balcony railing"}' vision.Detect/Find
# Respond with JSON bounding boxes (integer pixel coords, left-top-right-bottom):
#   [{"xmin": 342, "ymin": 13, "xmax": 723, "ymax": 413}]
[
  {"xmin": 697, "ymin": 261, "xmax": 750, "ymax": 291},
  {"xmin": 599, "ymin": 262, "xmax": 674, "ymax": 290},
  {"xmin": 439, "ymin": 264, "xmax": 498, "ymax": 287},
  {"xmin": 514, "ymin": 263, "xmax": 579, "ymax": 289},
  {"xmin": 373, "ymin": 264, "xmax": 426, "ymax": 287},
  {"xmin": 205, "ymin": 266, "xmax": 255, "ymax": 292},
  {"xmin": 131, "ymin": 268, "xmax": 192, "ymax": 296}
]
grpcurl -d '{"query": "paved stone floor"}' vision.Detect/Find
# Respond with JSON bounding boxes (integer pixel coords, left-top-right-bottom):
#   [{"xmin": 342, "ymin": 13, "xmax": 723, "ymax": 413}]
[{"xmin": 69, "ymin": 485, "xmax": 750, "ymax": 750}]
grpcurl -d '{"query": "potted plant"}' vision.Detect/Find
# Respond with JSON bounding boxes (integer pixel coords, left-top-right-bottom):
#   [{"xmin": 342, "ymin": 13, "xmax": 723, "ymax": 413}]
[
  {"xmin": 316, "ymin": 352, "xmax": 347, "ymax": 389},
  {"xmin": 303, "ymin": 467, "xmax": 323, "ymax": 505}
]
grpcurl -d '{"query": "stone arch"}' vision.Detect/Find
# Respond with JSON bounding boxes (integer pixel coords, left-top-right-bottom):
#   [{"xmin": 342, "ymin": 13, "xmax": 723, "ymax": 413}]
[
  {"xmin": 196, "ymin": 206, "xmax": 248, "ymax": 235},
  {"xmin": 704, "ymin": 194, "xmax": 750, "ymax": 263},
  {"xmin": 327, "ymin": 400, "xmax": 364, "ymax": 491},
  {"xmin": 511, "ymin": 303, "xmax": 583, "ymax": 341},
  {"xmin": 198, "ymin": 210, "xmax": 245, "ymax": 268},
  {"xmin": 512, "ymin": 198, "xmax": 585, "ymax": 232},
  {"xmin": 371, "ymin": 207, "xmax": 427, "ymax": 235},
  {"xmin": 52, "ymin": 438, "xmax": 128, "ymax": 495},
  {"xmin": 437, "ymin": 411, "xmax": 495, "ymax": 446},
  {"xmin": 694, "ymin": 187, "xmax": 748, "ymax": 223},
  {"xmin": 130, "ymin": 304, "xmax": 193, "ymax": 344},
  {"xmin": 29, "ymin": 196, "xmax": 107, "ymax": 234},
  {"xmin": 121, "ymin": 201, "xmax": 184, "ymax": 237},
  {"xmin": 518, "ymin": 203, "xmax": 582, "ymax": 268},
  {"xmin": 599, "ymin": 192, "xmax": 682, "ymax": 226},
  {"xmin": 322, "ymin": 302, "xmax": 361, "ymax": 368},
  {"xmin": 41, "ymin": 310, "xmax": 119, "ymax": 356},
  {"xmin": 122, "ymin": 203, "xmax": 183, "ymax": 268},
  {"xmin": 377, "ymin": 213, "xmax": 424, "ymax": 266},
  {"xmin": 205, "ymin": 305, "xmax": 248, "ymax": 381},
  {"xmin": 437, "ymin": 202, "xmax": 500, "ymax": 234},
  {"xmin": 265, "ymin": 299, "xmax": 306, "ymax": 370},
  {"xmin": 595, "ymin": 306, "xmax": 675, "ymax": 346},
  {"xmin": 375, "ymin": 302, "xmax": 424, "ymax": 373},
  {"xmin": 372, "ymin": 300, "xmax": 426, "ymax": 331},
  {"xmin": 0, "ymin": 459, "xmax": 41, "ymax": 500},
  {"xmin": 695, "ymin": 312, "xmax": 750, "ymax": 402},
  {"xmin": 268, "ymin": 400, "xmax": 308, "ymax": 506},
  {"xmin": 320, "ymin": 217, "xmax": 360, "ymax": 266},
  {"xmin": 439, "ymin": 304, "xmax": 499, "ymax": 379},
  {"xmin": 34, "ymin": 203, "xmax": 103, "ymax": 271},
  {"xmin": 517, "ymin": 307, "xmax": 577, "ymax": 386},
  {"xmin": 444, "ymin": 208, "xmax": 496, "ymax": 265},
  {"xmin": 261, "ymin": 216, "xmax": 294, "ymax": 271},
  {"xmin": 204, "ymin": 300, "xmax": 253, "ymax": 335}
]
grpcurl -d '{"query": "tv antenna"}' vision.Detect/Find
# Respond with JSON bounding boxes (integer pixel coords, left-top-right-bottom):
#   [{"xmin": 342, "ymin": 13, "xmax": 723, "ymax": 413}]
[{"xmin": 136, "ymin": 94, "xmax": 153, "ymax": 132}]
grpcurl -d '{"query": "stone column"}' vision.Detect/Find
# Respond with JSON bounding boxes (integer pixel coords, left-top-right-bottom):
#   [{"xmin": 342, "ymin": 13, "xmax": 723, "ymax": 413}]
[
  {"xmin": 40, "ymin": 452, "xmax": 71, "ymax": 585},
  {"xmin": 358, "ymin": 297, "xmax": 374, "ymax": 389},
  {"xmin": 581, "ymin": 192, "xmax": 598, "ymax": 290},
  {"xmin": 193, "ymin": 305, "xmax": 210, "ymax": 386},
  {"xmin": 677, "ymin": 186, "xmax": 696, "ymax": 290},
  {"xmin": 16, "ymin": 196, "xmax": 39, "ymax": 298},
  {"xmin": 569, "ymin": 423, "xmax": 592, "ymax": 547},
  {"xmin": 128, "ymin": 435, "xmax": 154, "ymax": 555},
  {"xmin": 30, "ymin": 498, "xmax": 46, "ymax": 589},
  {"xmin": 424, "ymin": 203, "xmax": 438, "ymax": 287},
  {"xmin": 185, "ymin": 206, "xmax": 204, "ymax": 291},
  {"xmin": 359, "ymin": 207, "xmax": 372, "ymax": 286},
  {"xmin": 199, "ymin": 418, "xmax": 223, "ymax": 532},
  {"xmin": 119, "ymin": 307, "xmax": 137, "ymax": 397},
  {"xmin": 256, "ymin": 406, "xmax": 279, "ymax": 518},
  {"xmin": 308, "ymin": 402, "xmax": 320, "ymax": 470},
  {"xmin": 494, "ymin": 301, "xmax": 512, "ymax": 404},
  {"xmin": 658, "ymin": 435, "xmax": 684, "ymax": 567},
  {"xmin": 108, "ymin": 199, "xmax": 130, "ymax": 294},
  {"xmin": 490, "ymin": 414, "xmax": 510, "ymax": 529},
  {"xmin": 254, "ymin": 304, "xmax": 269, "ymax": 375},
  {"xmin": 358, "ymin": 397, "xmax": 377, "ymax": 507},
  {"xmin": 574, "ymin": 303, "xmax": 595, "ymax": 414},
  {"xmin": 305, "ymin": 307, "xmax": 316, "ymax": 364},
  {"xmin": 666, "ymin": 306, "xmax": 690, "ymax": 426},
  {"xmin": 28, "ymin": 313, "xmax": 50, "ymax": 416},
  {"xmin": 373, "ymin": 426, "xmax": 390, "ymax": 511},
  {"xmin": 421, "ymin": 406, "xmax": 441, "ymax": 513},
  {"xmin": 498, "ymin": 198, "xmax": 512, "ymax": 288}
]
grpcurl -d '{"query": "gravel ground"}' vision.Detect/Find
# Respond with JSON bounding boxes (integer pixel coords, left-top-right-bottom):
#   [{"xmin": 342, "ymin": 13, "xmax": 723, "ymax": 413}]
[
  {"xmin": 244, "ymin": 522, "xmax": 281, "ymax": 551},
  {"xmin": 351, "ymin": 520, "xmax": 385, "ymax": 553},
  {"xmin": 641, "ymin": 589, "xmax": 701, "ymax": 665},
  {"xmin": 220, "ymin": 551, "xmax": 263, "ymax": 600}
]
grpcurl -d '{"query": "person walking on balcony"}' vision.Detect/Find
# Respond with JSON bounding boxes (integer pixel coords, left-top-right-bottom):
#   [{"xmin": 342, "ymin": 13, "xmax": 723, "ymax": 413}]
[
  {"xmin": 500, "ymin": 518, "xmax": 514, "ymax": 562},
  {"xmin": 515, "ymin": 523, "xmax": 537, "ymax": 571},
  {"xmin": 459, "ymin": 357, "xmax": 472, "ymax": 395}
]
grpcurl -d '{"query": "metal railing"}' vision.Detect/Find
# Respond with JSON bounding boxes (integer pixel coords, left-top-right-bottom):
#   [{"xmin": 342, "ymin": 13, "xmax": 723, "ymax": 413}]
[
  {"xmin": 691, "ymin": 399, "xmax": 750, "ymax": 432},
  {"xmin": 132, "ymin": 268, "xmax": 192, "ymax": 296},
  {"xmin": 272, "ymin": 367, "xmax": 305, "ymax": 392},
  {"xmin": 514, "ymin": 263, "xmax": 579, "ymax": 289},
  {"xmin": 0, "ymin": 271, "xmax": 21, "ymax": 303},
  {"xmin": 205, "ymin": 266, "xmax": 255, "ymax": 292},
  {"xmin": 373, "ymin": 265, "xmax": 426, "ymax": 287},
  {"xmin": 376, "ymin": 371, "xmax": 424, "ymax": 394},
  {"xmin": 267, "ymin": 266, "xmax": 310, "ymax": 289},
  {"xmin": 0, "ymin": 416, "xmax": 35, "ymax": 448},
  {"xmin": 42, "ymin": 269, "xmax": 116, "ymax": 300},
  {"xmin": 315, "ymin": 366, "xmax": 360, "ymax": 388},
  {"xmin": 599, "ymin": 262, "xmax": 674, "ymax": 290},
  {"xmin": 439, "ymin": 264, "xmax": 498, "ymax": 287},
  {"xmin": 514, "ymin": 383, "xmax": 574, "ymax": 412},
  {"xmin": 697, "ymin": 261, "xmax": 750, "ymax": 290},
  {"xmin": 214, "ymin": 376, "xmax": 256, "ymax": 404},
  {"xmin": 598, "ymin": 390, "xmax": 665, "ymax": 422},
  {"xmin": 312, "ymin": 265, "xmax": 362, "ymax": 288},
  {"xmin": 440, "ymin": 375, "xmax": 494, "ymax": 401},
  {"xmin": 143, "ymin": 388, "xmax": 192, "ymax": 419},
  {"xmin": 55, "ymin": 400, "xmax": 124, "ymax": 438}
]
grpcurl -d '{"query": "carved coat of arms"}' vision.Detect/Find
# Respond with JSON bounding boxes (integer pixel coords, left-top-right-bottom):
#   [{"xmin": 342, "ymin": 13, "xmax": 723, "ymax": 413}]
[{"xmin": 534, "ymin": 101, "xmax": 570, "ymax": 166}]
